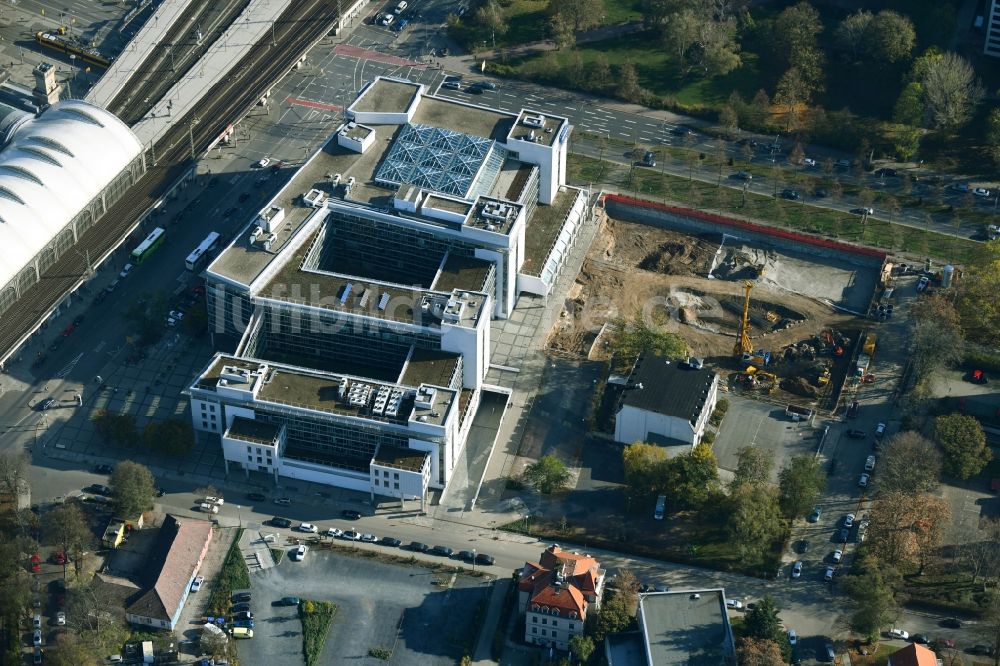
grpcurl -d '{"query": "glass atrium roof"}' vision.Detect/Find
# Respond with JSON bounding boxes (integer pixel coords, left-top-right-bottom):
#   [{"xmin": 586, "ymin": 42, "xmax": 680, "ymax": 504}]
[{"xmin": 375, "ymin": 123, "xmax": 498, "ymax": 199}]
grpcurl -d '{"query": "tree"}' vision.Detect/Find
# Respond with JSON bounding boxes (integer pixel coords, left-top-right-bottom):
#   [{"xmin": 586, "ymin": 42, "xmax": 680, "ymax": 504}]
[
  {"xmin": 663, "ymin": 443, "xmax": 719, "ymax": 509},
  {"xmin": 748, "ymin": 89, "xmax": 770, "ymax": 127},
  {"xmin": 987, "ymin": 108, "xmax": 1000, "ymax": 166},
  {"xmin": 867, "ymin": 490, "xmax": 950, "ymax": 573},
  {"xmin": 731, "ymin": 446, "xmax": 773, "ymax": 488},
  {"xmin": 522, "ymin": 455, "xmax": 571, "ymax": 494},
  {"xmin": 608, "ymin": 316, "xmax": 687, "ymax": 367},
  {"xmin": 615, "ymin": 62, "xmax": 641, "ymax": 102},
  {"xmin": 877, "ymin": 431, "xmax": 941, "ymax": 494},
  {"xmin": 549, "ymin": 0, "xmax": 604, "ymax": 33},
  {"xmin": 771, "ymin": 2, "xmax": 824, "ymax": 94},
  {"xmin": 549, "ymin": 14, "xmax": 576, "ymax": 50},
  {"xmin": 109, "ymin": 461, "xmax": 156, "ymax": 517},
  {"xmin": 622, "ymin": 442, "xmax": 668, "ymax": 503},
  {"xmin": 893, "ymin": 82, "xmax": 925, "ymax": 126},
  {"xmin": 612, "ymin": 569, "xmax": 641, "ymax": 614},
  {"xmin": 474, "ymin": 0, "xmax": 508, "ymax": 48},
  {"xmin": 744, "ymin": 596, "xmax": 783, "ymax": 643},
  {"xmin": 0, "ymin": 451, "xmax": 29, "ymax": 502},
  {"xmin": 43, "ymin": 634, "xmax": 100, "ymax": 666},
  {"xmin": 569, "ymin": 634, "xmax": 595, "ymax": 663},
  {"xmin": 842, "ymin": 553, "xmax": 899, "ymax": 641},
  {"xmin": 868, "ymin": 11, "xmax": 916, "ymax": 65},
  {"xmin": 957, "ymin": 240, "xmax": 1000, "ymax": 345},
  {"xmin": 774, "ymin": 67, "xmax": 809, "ymax": 129},
  {"xmin": 589, "ymin": 593, "xmax": 633, "ymax": 643},
  {"xmin": 919, "ymin": 52, "xmax": 983, "ymax": 130},
  {"xmin": 143, "ymin": 419, "xmax": 194, "ymax": 457},
  {"xmin": 736, "ymin": 637, "xmax": 785, "ymax": 666},
  {"xmin": 935, "ymin": 413, "xmax": 992, "ymax": 480},
  {"xmin": 719, "ymin": 103, "xmax": 739, "ymax": 137},
  {"xmin": 835, "ymin": 10, "xmax": 872, "ymax": 60},
  {"xmin": 726, "ymin": 483, "xmax": 783, "ymax": 565},
  {"xmin": 46, "ymin": 503, "xmax": 93, "ymax": 579},
  {"xmin": 663, "ymin": 8, "xmax": 700, "ymax": 63},
  {"xmin": 909, "ymin": 294, "xmax": 964, "ymax": 393},
  {"xmin": 959, "ymin": 518, "xmax": 1000, "ymax": 585},
  {"xmin": 777, "ymin": 455, "xmax": 825, "ymax": 518},
  {"xmin": 66, "ymin": 582, "xmax": 129, "ymax": 650},
  {"xmin": 91, "ymin": 410, "xmax": 139, "ymax": 447}
]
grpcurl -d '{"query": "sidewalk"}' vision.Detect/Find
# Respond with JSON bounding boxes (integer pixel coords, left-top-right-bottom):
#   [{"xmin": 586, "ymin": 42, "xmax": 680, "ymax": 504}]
[{"xmin": 471, "ymin": 577, "xmax": 512, "ymax": 665}]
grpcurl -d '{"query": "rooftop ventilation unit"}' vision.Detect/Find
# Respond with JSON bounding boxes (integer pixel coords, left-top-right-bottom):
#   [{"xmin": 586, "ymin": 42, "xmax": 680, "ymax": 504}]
[
  {"xmin": 377, "ymin": 292, "xmax": 390, "ymax": 311},
  {"xmin": 332, "ymin": 173, "xmax": 342, "ymax": 186},
  {"xmin": 414, "ymin": 386, "xmax": 437, "ymax": 409},
  {"xmin": 248, "ymin": 226, "xmax": 263, "ymax": 245},
  {"xmin": 481, "ymin": 201, "xmax": 512, "ymax": 221},
  {"xmin": 523, "ymin": 114, "xmax": 545, "ymax": 128},
  {"xmin": 219, "ymin": 366, "xmax": 252, "ymax": 384},
  {"xmin": 443, "ymin": 298, "xmax": 465, "ymax": 322},
  {"xmin": 358, "ymin": 288, "xmax": 371, "ymax": 309}
]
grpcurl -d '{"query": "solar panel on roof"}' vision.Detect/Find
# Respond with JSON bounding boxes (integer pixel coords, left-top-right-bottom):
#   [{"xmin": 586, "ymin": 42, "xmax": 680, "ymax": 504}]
[{"xmin": 377, "ymin": 292, "xmax": 390, "ymax": 311}]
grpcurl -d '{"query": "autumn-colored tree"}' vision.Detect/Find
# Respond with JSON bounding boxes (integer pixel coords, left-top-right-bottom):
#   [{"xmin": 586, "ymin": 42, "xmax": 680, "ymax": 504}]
[
  {"xmin": 909, "ymin": 294, "xmax": 964, "ymax": 393},
  {"xmin": 622, "ymin": 442, "xmax": 668, "ymax": 503},
  {"xmin": 957, "ymin": 240, "xmax": 1000, "ymax": 345},
  {"xmin": 731, "ymin": 446, "xmax": 774, "ymax": 489},
  {"xmin": 727, "ymin": 483, "xmax": 784, "ymax": 566},
  {"xmin": 737, "ymin": 637, "xmax": 785, "ymax": 666},
  {"xmin": 867, "ymin": 490, "xmax": 950, "ymax": 573}
]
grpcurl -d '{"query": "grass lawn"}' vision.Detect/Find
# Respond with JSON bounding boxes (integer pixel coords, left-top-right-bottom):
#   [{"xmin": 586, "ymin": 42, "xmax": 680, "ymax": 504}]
[
  {"xmin": 566, "ymin": 153, "xmax": 989, "ymax": 265},
  {"xmin": 454, "ymin": 0, "xmax": 643, "ymax": 50},
  {"xmin": 507, "ymin": 34, "xmax": 767, "ymax": 109},
  {"xmin": 500, "ymin": 509, "xmax": 784, "ymax": 578},
  {"xmin": 270, "ymin": 547, "xmax": 284, "ymax": 564},
  {"xmin": 299, "ymin": 600, "xmax": 338, "ymax": 666},
  {"xmin": 898, "ymin": 568, "xmax": 992, "ymax": 616},
  {"xmin": 206, "ymin": 528, "xmax": 250, "ymax": 616}
]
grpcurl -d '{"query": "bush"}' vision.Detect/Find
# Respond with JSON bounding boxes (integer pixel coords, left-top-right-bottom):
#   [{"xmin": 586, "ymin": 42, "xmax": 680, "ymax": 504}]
[
  {"xmin": 716, "ymin": 399, "xmax": 730, "ymax": 414},
  {"xmin": 206, "ymin": 529, "xmax": 250, "ymax": 615},
  {"xmin": 963, "ymin": 349, "xmax": 1000, "ymax": 374},
  {"xmin": 300, "ymin": 600, "xmax": 338, "ymax": 666},
  {"xmin": 702, "ymin": 430, "xmax": 717, "ymax": 445}
]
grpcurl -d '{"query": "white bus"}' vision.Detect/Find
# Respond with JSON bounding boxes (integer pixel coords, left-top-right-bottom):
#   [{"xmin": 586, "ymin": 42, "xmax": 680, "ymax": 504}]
[{"xmin": 185, "ymin": 231, "xmax": 221, "ymax": 271}]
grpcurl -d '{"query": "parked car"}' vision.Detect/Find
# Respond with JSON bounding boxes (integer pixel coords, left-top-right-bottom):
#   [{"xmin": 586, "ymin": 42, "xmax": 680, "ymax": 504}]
[
  {"xmin": 246, "ymin": 493, "xmax": 266, "ymax": 502},
  {"xmin": 889, "ymin": 629, "xmax": 909, "ymax": 640},
  {"xmin": 911, "ymin": 634, "xmax": 929, "ymax": 644},
  {"xmin": 844, "ymin": 514, "xmax": 855, "ymax": 528},
  {"xmin": 781, "ymin": 189, "xmax": 800, "ymax": 200},
  {"xmin": 874, "ymin": 422, "xmax": 886, "ymax": 439},
  {"xmin": 847, "ymin": 400, "xmax": 860, "ymax": 418},
  {"xmin": 341, "ymin": 509, "xmax": 362, "ymax": 520},
  {"xmin": 33, "ymin": 629, "xmax": 42, "ymax": 647},
  {"xmin": 55, "ymin": 611, "xmax": 65, "ymax": 626},
  {"xmin": 205, "ymin": 496, "xmax": 224, "ymax": 506},
  {"xmin": 726, "ymin": 599, "xmax": 744, "ymax": 610},
  {"xmin": 39, "ymin": 397, "xmax": 55, "ymax": 411},
  {"xmin": 191, "ymin": 576, "xmax": 204, "ymax": 592},
  {"xmin": 970, "ymin": 369, "xmax": 988, "ymax": 384},
  {"xmin": 273, "ymin": 497, "xmax": 292, "ymax": 506},
  {"xmin": 832, "ymin": 549, "xmax": 843, "ymax": 563},
  {"xmin": 917, "ymin": 276, "xmax": 930, "ymax": 292},
  {"xmin": 791, "ymin": 561, "xmax": 803, "ymax": 578},
  {"xmin": 846, "ymin": 429, "xmax": 866, "ymax": 439},
  {"xmin": 231, "ymin": 603, "xmax": 251, "ymax": 613},
  {"xmin": 940, "ymin": 618, "xmax": 962, "ymax": 629},
  {"xmin": 475, "ymin": 553, "xmax": 495, "ymax": 566},
  {"xmin": 255, "ymin": 157, "xmax": 270, "ymax": 168},
  {"xmin": 733, "ymin": 171, "xmax": 753, "ymax": 181},
  {"xmin": 939, "ymin": 638, "xmax": 956, "ymax": 649},
  {"xmin": 33, "ymin": 614, "xmax": 42, "ymax": 629},
  {"xmin": 233, "ymin": 619, "xmax": 254, "ymax": 629},
  {"xmin": 290, "ymin": 546, "xmax": 307, "ymax": 561},
  {"xmin": 788, "ymin": 629, "xmax": 797, "ymax": 645},
  {"xmin": 808, "ymin": 507, "xmax": 823, "ymax": 523},
  {"xmin": 269, "ymin": 517, "xmax": 292, "ymax": 528},
  {"xmin": 973, "ymin": 187, "xmax": 991, "ymax": 198},
  {"xmin": 360, "ymin": 533, "xmax": 378, "ymax": 543},
  {"xmin": 442, "ymin": 76, "xmax": 462, "ymax": 90},
  {"xmin": 93, "ymin": 464, "xmax": 114, "ymax": 474},
  {"xmin": 119, "ymin": 263, "xmax": 133, "ymax": 278},
  {"xmin": 824, "ymin": 567, "xmax": 834, "ymax": 582},
  {"xmin": 408, "ymin": 541, "xmax": 429, "ymax": 553},
  {"xmin": 837, "ymin": 528, "xmax": 850, "ymax": 542},
  {"xmin": 874, "ymin": 168, "xmax": 898, "ymax": 177},
  {"xmin": 865, "ymin": 455, "xmax": 876, "ymax": 471},
  {"xmin": 326, "ymin": 527, "xmax": 343, "ymax": 538},
  {"xmin": 298, "ymin": 523, "xmax": 318, "ymax": 533},
  {"xmin": 341, "ymin": 530, "xmax": 361, "ymax": 541},
  {"xmin": 232, "ymin": 592, "xmax": 252, "ymax": 603},
  {"xmin": 380, "ymin": 13, "xmax": 394, "ymax": 25},
  {"xmin": 430, "ymin": 545, "xmax": 454, "ymax": 557},
  {"xmin": 275, "ymin": 597, "xmax": 300, "ymax": 606},
  {"xmin": 30, "ymin": 554, "xmax": 41, "ymax": 573},
  {"xmin": 641, "ymin": 150, "xmax": 656, "ymax": 167},
  {"xmin": 380, "ymin": 536, "xmax": 402, "ymax": 547}
]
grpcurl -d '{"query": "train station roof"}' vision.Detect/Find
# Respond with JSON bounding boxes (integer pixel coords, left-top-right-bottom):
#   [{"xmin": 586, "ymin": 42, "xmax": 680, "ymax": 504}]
[{"xmin": 0, "ymin": 99, "xmax": 142, "ymax": 289}]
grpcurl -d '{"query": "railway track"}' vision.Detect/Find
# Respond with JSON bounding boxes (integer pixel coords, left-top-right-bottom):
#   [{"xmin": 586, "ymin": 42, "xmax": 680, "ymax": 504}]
[
  {"xmin": 108, "ymin": 0, "xmax": 252, "ymax": 125},
  {"xmin": 0, "ymin": 0, "xmax": 338, "ymax": 363}
]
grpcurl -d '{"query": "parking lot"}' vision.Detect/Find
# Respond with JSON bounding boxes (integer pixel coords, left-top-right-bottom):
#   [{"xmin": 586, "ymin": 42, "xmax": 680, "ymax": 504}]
[
  {"xmin": 240, "ymin": 548, "xmax": 491, "ymax": 666},
  {"xmin": 714, "ymin": 395, "xmax": 823, "ymax": 483}
]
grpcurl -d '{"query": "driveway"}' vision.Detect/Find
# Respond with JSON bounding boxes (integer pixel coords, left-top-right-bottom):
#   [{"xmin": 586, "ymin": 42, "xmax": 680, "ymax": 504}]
[{"xmin": 241, "ymin": 548, "xmax": 491, "ymax": 666}]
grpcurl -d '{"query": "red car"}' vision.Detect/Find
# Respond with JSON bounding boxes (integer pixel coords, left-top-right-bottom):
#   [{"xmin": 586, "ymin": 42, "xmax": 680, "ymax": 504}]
[
  {"xmin": 939, "ymin": 638, "xmax": 956, "ymax": 649},
  {"xmin": 50, "ymin": 551, "xmax": 66, "ymax": 565},
  {"xmin": 971, "ymin": 369, "xmax": 988, "ymax": 384},
  {"xmin": 30, "ymin": 554, "xmax": 41, "ymax": 573}
]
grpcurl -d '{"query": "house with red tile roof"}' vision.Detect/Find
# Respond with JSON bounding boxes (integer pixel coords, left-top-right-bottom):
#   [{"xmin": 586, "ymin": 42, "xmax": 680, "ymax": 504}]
[
  {"xmin": 887, "ymin": 643, "xmax": 938, "ymax": 666},
  {"xmin": 125, "ymin": 515, "xmax": 213, "ymax": 630},
  {"xmin": 518, "ymin": 544, "xmax": 606, "ymax": 651}
]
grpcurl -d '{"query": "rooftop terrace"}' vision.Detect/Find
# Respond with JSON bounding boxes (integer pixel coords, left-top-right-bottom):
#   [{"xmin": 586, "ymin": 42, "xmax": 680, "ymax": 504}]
[
  {"xmin": 509, "ymin": 110, "xmax": 566, "ymax": 147},
  {"xmin": 226, "ymin": 416, "xmax": 281, "ymax": 445},
  {"xmin": 521, "ymin": 187, "xmax": 578, "ymax": 276},
  {"xmin": 431, "ymin": 254, "xmax": 493, "ymax": 294},
  {"xmin": 257, "ymin": 367, "xmax": 415, "ymax": 425},
  {"xmin": 399, "ymin": 347, "xmax": 461, "ymax": 388},
  {"xmin": 351, "ymin": 78, "xmax": 420, "ymax": 114},
  {"xmin": 372, "ymin": 445, "xmax": 429, "ymax": 473}
]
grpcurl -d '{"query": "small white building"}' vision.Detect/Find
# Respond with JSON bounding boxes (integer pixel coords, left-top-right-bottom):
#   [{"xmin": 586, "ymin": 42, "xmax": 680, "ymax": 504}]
[{"xmin": 613, "ymin": 355, "xmax": 718, "ymax": 447}]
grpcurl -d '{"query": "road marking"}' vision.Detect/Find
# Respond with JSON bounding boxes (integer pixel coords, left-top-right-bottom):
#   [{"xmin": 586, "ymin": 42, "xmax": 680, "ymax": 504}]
[
  {"xmin": 93, "ymin": 341, "xmax": 106, "ymax": 353},
  {"xmin": 623, "ymin": 119, "xmax": 637, "ymax": 124},
  {"xmin": 55, "ymin": 353, "xmax": 84, "ymax": 379},
  {"xmin": 285, "ymin": 97, "xmax": 344, "ymax": 112}
]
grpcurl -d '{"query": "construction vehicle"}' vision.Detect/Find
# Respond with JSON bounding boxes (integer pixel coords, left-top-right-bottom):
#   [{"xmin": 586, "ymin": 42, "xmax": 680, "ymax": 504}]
[
  {"xmin": 816, "ymin": 367, "xmax": 831, "ymax": 386},
  {"xmin": 863, "ymin": 332, "xmax": 876, "ymax": 356},
  {"xmin": 744, "ymin": 366, "xmax": 777, "ymax": 389},
  {"xmin": 856, "ymin": 353, "xmax": 871, "ymax": 377},
  {"xmin": 733, "ymin": 280, "xmax": 754, "ymax": 358}
]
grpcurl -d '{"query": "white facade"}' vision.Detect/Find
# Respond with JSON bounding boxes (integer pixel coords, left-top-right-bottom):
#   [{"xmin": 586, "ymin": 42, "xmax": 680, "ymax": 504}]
[
  {"xmin": 614, "ymin": 375, "xmax": 719, "ymax": 446},
  {"xmin": 987, "ymin": 0, "xmax": 1000, "ymax": 57},
  {"xmin": 525, "ymin": 609, "xmax": 584, "ymax": 651}
]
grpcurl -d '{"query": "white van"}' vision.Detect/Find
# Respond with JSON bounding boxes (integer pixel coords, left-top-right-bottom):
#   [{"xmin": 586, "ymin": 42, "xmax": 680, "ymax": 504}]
[
  {"xmin": 199, "ymin": 503, "xmax": 219, "ymax": 514},
  {"xmin": 395, "ymin": 1, "xmax": 407, "ymax": 12},
  {"xmin": 231, "ymin": 627, "xmax": 253, "ymax": 639},
  {"xmin": 654, "ymin": 494, "xmax": 666, "ymax": 520}
]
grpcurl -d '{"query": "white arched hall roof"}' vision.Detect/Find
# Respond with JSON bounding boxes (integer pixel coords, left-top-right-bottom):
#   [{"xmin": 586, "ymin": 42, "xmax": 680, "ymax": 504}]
[{"xmin": 0, "ymin": 99, "xmax": 143, "ymax": 288}]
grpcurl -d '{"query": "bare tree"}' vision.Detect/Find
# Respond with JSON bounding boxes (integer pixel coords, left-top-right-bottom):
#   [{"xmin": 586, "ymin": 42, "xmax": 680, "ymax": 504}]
[
  {"xmin": 877, "ymin": 431, "xmax": 942, "ymax": 494},
  {"xmin": 867, "ymin": 490, "xmax": 950, "ymax": 574},
  {"xmin": 0, "ymin": 451, "xmax": 29, "ymax": 502},
  {"xmin": 921, "ymin": 52, "xmax": 984, "ymax": 130}
]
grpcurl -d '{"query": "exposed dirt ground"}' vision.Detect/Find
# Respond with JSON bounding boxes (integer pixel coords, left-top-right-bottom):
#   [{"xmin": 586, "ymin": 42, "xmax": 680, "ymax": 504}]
[{"xmin": 547, "ymin": 217, "xmax": 859, "ymax": 367}]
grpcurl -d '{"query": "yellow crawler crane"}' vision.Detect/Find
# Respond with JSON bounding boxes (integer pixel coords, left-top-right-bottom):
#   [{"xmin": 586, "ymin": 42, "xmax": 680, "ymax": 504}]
[{"xmin": 733, "ymin": 280, "xmax": 754, "ymax": 358}]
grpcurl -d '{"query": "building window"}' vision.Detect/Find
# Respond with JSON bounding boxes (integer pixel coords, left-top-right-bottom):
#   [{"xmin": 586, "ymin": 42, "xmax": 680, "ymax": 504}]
[
  {"xmin": 384, "ymin": 470, "xmax": 389, "ymax": 477},
  {"xmin": 200, "ymin": 404, "xmax": 206, "ymax": 413},
  {"xmin": 541, "ymin": 629, "xmax": 547, "ymax": 636},
  {"xmin": 256, "ymin": 447, "xmax": 262, "ymax": 454},
  {"xmin": 552, "ymin": 620, "xmax": 557, "ymax": 627},
  {"xmin": 532, "ymin": 616, "xmax": 538, "ymax": 623},
  {"xmin": 202, "ymin": 420, "xmax": 208, "ymax": 429},
  {"xmin": 569, "ymin": 623, "xmax": 575, "ymax": 630},
  {"xmin": 394, "ymin": 472, "xmax": 399, "ymax": 480},
  {"xmin": 257, "ymin": 457, "xmax": 262, "ymax": 464},
  {"xmin": 248, "ymin": 455, "xmax": 253, "ymax": 462},
  {"xmin": 266, "ymin": 450, "xmax": 272, "ymax": 458},
  {"xmin": 532, "ymin": 627, "xmax": 537, "ymax": 634},
  {"xmin": 541, "ymin": 618, "xmax": 547, "ymax": 625},
  {"xmin": 247, "ymin": 446, "xmax": 252, "ymax": 453},
  {"xmin": 394, "ymin": 482, "xmax": 399, "ymax": 490},
  {"xmin": 210, "ymin": 405, "xmax": 216, "ymax": 413}
]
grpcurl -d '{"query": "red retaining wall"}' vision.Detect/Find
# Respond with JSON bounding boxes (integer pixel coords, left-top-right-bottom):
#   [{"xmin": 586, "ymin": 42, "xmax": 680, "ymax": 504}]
[{"xmin": 602, "ymin": 194, "xmax": 887, "ymax": 262}]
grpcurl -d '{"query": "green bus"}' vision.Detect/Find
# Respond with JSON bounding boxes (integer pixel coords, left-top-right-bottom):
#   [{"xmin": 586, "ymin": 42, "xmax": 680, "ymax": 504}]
[{"xmin": 131, "ymin": 227, "xmax": 165, "ymax": 264}]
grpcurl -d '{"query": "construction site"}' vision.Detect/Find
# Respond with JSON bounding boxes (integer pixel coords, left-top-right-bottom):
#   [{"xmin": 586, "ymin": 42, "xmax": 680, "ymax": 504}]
[{"xmin": 548, "ymin": 195, "xmax": 887, "ymax": 412}]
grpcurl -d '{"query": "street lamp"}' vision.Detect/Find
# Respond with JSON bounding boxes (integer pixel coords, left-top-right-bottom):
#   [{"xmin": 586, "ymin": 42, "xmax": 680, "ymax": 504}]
[
  {"xmin": 472, "ymin": 548, "xmax": 476, "ymax": 573},
  {"xmin": 236, "ymin": 505, "xmax": 242, "ymax": 528}
]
